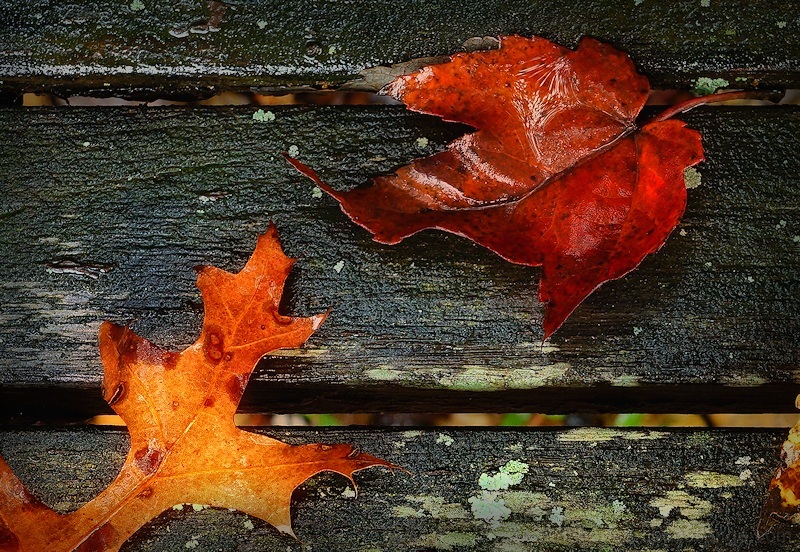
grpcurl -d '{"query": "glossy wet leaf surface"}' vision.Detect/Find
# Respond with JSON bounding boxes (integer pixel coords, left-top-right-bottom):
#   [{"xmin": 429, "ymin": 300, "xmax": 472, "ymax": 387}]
[
  {"xmin": 288, "ymin": 36, "xmax": 704, "ymax": 338},
  {"xmin": 0, "ymin": 225, "xmax": 393, "ymax": 551}
]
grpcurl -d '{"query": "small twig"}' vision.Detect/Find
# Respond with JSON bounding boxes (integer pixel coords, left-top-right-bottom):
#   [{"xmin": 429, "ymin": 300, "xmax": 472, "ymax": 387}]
[{"xmin": 651, "ymin": 90, "xmax": 783, "ymax": 123}]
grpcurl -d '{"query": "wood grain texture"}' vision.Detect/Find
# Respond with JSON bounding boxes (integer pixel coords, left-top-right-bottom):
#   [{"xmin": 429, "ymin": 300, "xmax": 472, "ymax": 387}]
[
  {"xmin": 0, "ymin": 426, "xmax": 797, "ymax": 550},
  {"xmin": 0, "ymin": 0, "xmax": 797, "ymax": 99},
  {"xmin": 0, "ymin": 106, "xmax": 798, "ymax": 417}
]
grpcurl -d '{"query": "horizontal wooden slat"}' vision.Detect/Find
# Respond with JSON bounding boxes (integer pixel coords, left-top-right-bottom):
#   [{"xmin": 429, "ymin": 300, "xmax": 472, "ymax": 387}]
[
  {"xmin": 0, "ymin": 426, "xmax": 796, "ymax": 550},
  {"xmin": 0, "ymin": 0, "xmax": 798, "ymax": 99},
  {"xmin": 0, "ymin": 106, "xmax": 798, "ymax": 417}
]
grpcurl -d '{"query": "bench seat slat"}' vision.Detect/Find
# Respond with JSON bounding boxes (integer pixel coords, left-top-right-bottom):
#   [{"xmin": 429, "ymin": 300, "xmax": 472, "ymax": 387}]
[
  {"xmin": 0, "ymin": 426, "xmax": 794, "ymax": 550},
  {"xmin": 0, "ymin": 106, "xmax": 798, "ymax": 416},
  {"xmin": 0, "ymin": 0, "xmax": 798, "ymax": 97}
]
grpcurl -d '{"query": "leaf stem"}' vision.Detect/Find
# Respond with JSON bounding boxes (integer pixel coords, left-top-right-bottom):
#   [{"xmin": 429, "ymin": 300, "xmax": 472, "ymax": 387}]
[{"xmin": 651, "ymin": 90, "xmax": 779, "ymax": 122}]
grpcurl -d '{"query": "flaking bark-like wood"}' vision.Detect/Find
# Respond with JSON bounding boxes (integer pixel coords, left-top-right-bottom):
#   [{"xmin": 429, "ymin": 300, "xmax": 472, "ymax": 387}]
[
  {"xmin": 0, "ymin": 106, "xmax": 798, "ymax": 417},
  {"xmin": 0, "ymin": 0, "xmax": 798, "ymax": 99},
  {"xmin": 0, "ymin": 426, "xmax": 797, "ymax": 550}
]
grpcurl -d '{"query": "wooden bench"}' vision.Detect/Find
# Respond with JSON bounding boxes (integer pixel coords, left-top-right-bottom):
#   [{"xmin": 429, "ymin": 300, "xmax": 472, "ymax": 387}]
[{"xmin": 1, "ymin": 1, "xmax": 798, "ymax": 549}]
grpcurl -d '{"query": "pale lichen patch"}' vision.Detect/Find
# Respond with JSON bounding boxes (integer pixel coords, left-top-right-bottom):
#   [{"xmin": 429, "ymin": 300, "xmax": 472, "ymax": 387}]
[
  {"xmin": 479, "ymin": 460, "xmax": 529, "ymax": 491},
  {"xmin": 649, "ymin": 490, "xmax": 712, "ymax": 519},
  {"xmin": 469, "ymin": 491, "xmax": 511, "ymax": 524},
  {"xmin": 287, "ymin": 144, "xmax": 300, "ymax": 157},
  {"xmin": 440, "ymin": 364, "xmax": 569, "ymax": 391},
  {"xmin": 436, "ymin": 433, "xmax": 455, "ymax": 447},
  {"xmin": 684, "ymin": 167, "xmax": 702, "ymax": 189},
  {"xmin": 129, "ymin": 0, "xmax": 145, "ymax": 11},
  {"xmin": 416, "ymin": 137, "xmax": 430, "ymax": 148},
  {"xmin": 502, "ymin": 491, "xmax": 550, "ymax": 518},
  {"xmin": 341, "ymin": 487, "xmax": 356, "ymax": 499},
  {"xmin": 612, "ymin": 374, "xmax": 640, "ymax": 387},
  {"xmin": 492, "ymin": 521, "xmax": 628, "ymax": 546},
  {"xmin": 365, "ymin": 367, "xmax": 403, "ymax": 381},
  {"xmin": 720, "ymin": 374, "xmax": 768, "ymax": 386},
  {"xmin": 684, "ymin": 471, "xmax": 744, "ymax": 489},
  {"xmin": 243, "ymin": 519, "xmax": 254, "ymax": 530},
  {"xmin": 393, "ymin": 505, "xmax": 424, "ymax": 517},
  {"xmin": 549, "ymin": 506, "xmax": 565, "ymax": 526},
  {"xmin": 333, "ymin": 260, "xmax": 345, "ymax": 273},
  {"xmin": 252, "ymin": 109, "xmax": 275, "ymax": 122},
  {"xmin": 666, "ymin": 519, "xmax": 712, "ymax": 539},
  {"xmin": 311, "ymin": 186, "xmax": 323, "ymax": 198},
  {"xmin": 558, "ymin": 428, "xmax": 666, "ymax": 442},
  {"xmin": 413, "ymin": 532, "xmax": 478, "ymax": 551},
  {"xmin": 693, "ymin": 77, "xmax": 728, "ymax": 95}
]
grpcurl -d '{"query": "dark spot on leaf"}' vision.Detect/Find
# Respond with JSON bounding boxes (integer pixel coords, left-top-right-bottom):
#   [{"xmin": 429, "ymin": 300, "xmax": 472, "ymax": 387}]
[
  {"xmin": 0, "ymin": 523, "xmax": 20, "ymax": 552},
  {"xmin": 163, "ymin": 352, "xmax": 179, "ymax": 371},
  {"xmin": 204, "ymin": 328, "xmax": 225, "ymax": 363},
  {"xmin": 226, "ymin": 375, "xmax": 246, "ymax": 401},
  {"xmin": 134, "ymin": 446, "xmax": 164, "ymax": 475}
]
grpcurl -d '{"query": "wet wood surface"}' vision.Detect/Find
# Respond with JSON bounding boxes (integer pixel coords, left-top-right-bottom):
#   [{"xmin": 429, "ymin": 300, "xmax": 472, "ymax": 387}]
[
  {"xmin": 0, "ymin": 426, "xmax": 795, "ymax": 551},
  {"xmin": 0, "ymin": 106, "xmax": 798, "ymax": 418},
  {"xmin": 0, "ymin": 0, "xmax": 798, "ymax": 99}
]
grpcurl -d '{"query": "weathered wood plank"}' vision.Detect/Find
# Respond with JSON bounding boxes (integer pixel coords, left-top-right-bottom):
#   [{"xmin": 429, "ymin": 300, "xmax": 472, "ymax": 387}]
[
  {"xmin": 0, "ymin": 0, "xmax": 798, "ymax": 99},
  {"xmin": 0, "ymin": 426, "xmax": 795, "ymax": 550},
  {"xmin": 0, "ymin": 106, "xmax": 798, "ymax": 417}
]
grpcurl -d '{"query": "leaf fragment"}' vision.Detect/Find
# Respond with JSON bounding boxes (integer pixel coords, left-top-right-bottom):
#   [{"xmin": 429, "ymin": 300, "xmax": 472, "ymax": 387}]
[{"xmin": 0, "ymin": 224, "xmax": 394, "ymax": 551}]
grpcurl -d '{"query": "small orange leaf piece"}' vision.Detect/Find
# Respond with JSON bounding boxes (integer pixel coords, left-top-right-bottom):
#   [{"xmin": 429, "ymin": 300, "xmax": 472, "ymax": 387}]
[
  {"xmin": 759, "ymin": 396, "xmax": 800, "ymax": 536},
  {"xmin": 0, "ymin": 224, "xmax": 394, "ymax": 551}
]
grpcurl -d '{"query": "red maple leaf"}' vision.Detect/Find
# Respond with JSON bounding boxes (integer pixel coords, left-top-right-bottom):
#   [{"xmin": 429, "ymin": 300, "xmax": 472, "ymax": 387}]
[{"xmin": 287, "ymin": 36, "xmax": 749, "ymax": 339}]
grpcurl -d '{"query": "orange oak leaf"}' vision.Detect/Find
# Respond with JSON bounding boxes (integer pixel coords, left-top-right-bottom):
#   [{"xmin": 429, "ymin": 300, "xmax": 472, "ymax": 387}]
[
  {"xmin": 287, "ymin": 36, "xmax": 749, "ymax": 339},
  {"xmin": 759, "ymin": 396, "xmax": 800, "ymax": 536},
  {"xmin": 0, "ymin": 224, "xmax": 394, "ymax": 551}
]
